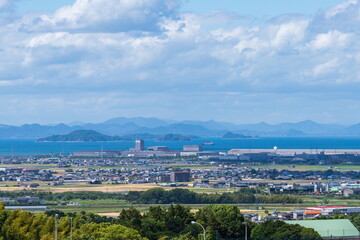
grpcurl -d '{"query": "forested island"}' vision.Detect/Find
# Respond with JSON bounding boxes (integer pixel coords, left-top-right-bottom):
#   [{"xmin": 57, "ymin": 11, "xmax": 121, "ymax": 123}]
[
  {"xmin": 38, "ymin": 130, "xmax": 199, "ymax": 142},
  {"xmin": 222, "ymin": 132, "xmax": 253, "ymax": 139}
]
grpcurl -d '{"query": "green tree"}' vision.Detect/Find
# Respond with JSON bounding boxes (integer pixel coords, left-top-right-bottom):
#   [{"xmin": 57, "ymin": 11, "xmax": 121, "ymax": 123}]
[
  {"xmin": 195, "ymin": 205, "xmax": 246, "ymax": 239},
  {"xmin": 118, "ymin": 207, "xmax": 143, "ymax": 230},
  {"xmin": 172, "ymin": 232, "xmax": 196, "ymax": 240},
  {"xmin": 165, "ymin": 204, "xmax": 194, "ymax": 234},
  {"xmin": 251, "ymin": 220, "xmax": 322, "ymax": 240},
  {"xmin": 72, "ymin": 222, "xmax": 145, "ymax": 240}
]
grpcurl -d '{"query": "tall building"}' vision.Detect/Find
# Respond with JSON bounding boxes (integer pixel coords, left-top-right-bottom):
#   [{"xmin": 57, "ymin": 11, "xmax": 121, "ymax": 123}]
[
  {"xmin": 135, "ymin": 139, "xmax": 144, "ymax": 151},
  {"xmin": 170, "ymin": 171, "xmax": 191, "ymax": 182}
]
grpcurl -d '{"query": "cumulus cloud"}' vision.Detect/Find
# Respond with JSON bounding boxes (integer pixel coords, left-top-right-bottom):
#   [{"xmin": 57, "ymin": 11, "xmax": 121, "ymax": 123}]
[
  {"xmin": 305, "ymin": 30, "xmax": 352, "ymax": 51},
  {"xmin": 325, "ymin": 0, "xmax": 358, "ymax": 19},
  {"xmin": 22, "ymin": 0, "xmax": 181, "ymax": 33},
  {"xmin": 1, "ymin": 0, "xmax": 360, "ymax": 124},
  {"xmin": 309, "ymin": 0, "xmax": 360, "ymax": 33}
]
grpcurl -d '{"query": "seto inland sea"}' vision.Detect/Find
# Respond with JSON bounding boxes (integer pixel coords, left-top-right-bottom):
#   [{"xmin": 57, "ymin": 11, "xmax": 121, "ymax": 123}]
[{"xmin": 1, "ymin": 137, "xmax": 360, "ymax": 155}]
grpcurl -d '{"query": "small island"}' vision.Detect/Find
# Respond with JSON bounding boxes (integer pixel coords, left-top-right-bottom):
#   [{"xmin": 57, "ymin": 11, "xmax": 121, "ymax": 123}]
[
  {"xmin": 156, "ymin": 134, "xmax": 199, "ymax": 141},
  {"xmin": 222, "ymin": 132, "xmax": 253, "ymax": 139}
]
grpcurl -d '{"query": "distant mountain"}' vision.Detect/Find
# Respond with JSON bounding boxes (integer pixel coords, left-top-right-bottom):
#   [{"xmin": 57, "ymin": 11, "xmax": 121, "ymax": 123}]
[
  {"xmin": 222, "ymin": 132, "xmax": 252, "ymax": 139},
  {"xmin": 132, "ymin": 123, "xmax": 226, "ymax": 137},
  {"xmin": 39, "ymin": 131, "xmax": 199, "ymax": 142},
  {"xmin": 0, "ymin": 117, "xmax": 357, "ymax": 139},
  {"xmin": 80, "ymin": 122, "xmax": 141, "ymax": 136},
  {"xmin": 102, "ymin": 117, "xmax": 169, "ymax": 128},
  {"xmin": 234, "ymin": 120, "xmax": 345, "ymax": 136},
  {"xmin": 179, "ymin": 120, "xmax": 239, "ymax": 131},
  {"xmin": 346, "ymin": 123, "xmax": 360, "ymax": 135},
  {"xmin": 67, "ymin": 121, "xmax": 86, "ymax": 127},
  {"xmin": 38, "ymin": 130, "xmax": 122, "ymax": 142},
  {"xmin": 0, "ymin": 123, "xmax": 78, "ymax": 139}
]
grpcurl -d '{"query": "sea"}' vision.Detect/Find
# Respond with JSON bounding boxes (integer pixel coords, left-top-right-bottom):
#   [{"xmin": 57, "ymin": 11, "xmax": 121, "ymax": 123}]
[{"xmin": 1, "ymin": 137, "xmax": 360, "ymax": 156}]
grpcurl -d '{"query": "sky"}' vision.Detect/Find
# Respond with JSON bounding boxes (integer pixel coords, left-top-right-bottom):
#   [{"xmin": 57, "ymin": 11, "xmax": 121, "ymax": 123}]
[{"xmin": 0, "ymin": 0, "xmax": 359, "ymax": 125}]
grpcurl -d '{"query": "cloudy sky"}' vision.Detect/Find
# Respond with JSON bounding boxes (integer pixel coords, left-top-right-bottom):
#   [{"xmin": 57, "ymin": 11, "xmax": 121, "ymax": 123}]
[{"xmin": 0, "ymin": 0, "xmax": 359, "ymax": 125}]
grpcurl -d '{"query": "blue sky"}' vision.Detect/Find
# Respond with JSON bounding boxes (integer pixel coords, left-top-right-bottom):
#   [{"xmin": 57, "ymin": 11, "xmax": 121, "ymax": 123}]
[
  {"xmin": 15, "ymin": 0, "xmax": 75, "ymax": 13},
  {"xmin": 0, "ymin": 0, "xmax": 360, "ymax": 125},
  {"xmin": 181, "ymin": 0, "xmax": 345, "ymax": 16},
  {"xmin": 16, "ymin": 0, "xmax": 345, "ymax": 16}
]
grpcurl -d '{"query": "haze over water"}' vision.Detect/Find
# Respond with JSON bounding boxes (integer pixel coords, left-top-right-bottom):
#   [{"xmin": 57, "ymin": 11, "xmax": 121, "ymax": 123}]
[{"xmin": 2, "ymin": 137, "xmax": 360, "ymax": 155}]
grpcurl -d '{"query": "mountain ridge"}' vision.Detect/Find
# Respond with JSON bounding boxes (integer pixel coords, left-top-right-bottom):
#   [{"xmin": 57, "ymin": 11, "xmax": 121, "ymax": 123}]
[{"xmin": 0, "ymin": 117, "xmax": 357, "ymax": 139}]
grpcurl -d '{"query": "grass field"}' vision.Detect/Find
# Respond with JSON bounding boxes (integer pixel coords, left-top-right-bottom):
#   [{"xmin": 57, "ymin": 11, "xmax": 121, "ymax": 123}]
[{"xmin": 0, "ymin": 164, "xmax": 58, "ymax": 169}]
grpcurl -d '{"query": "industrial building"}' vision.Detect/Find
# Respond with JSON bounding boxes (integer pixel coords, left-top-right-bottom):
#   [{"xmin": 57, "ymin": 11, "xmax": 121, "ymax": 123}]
[
  {"xmin": 148, "ymin": 146, "xmax": 169, "ymax": 151},
  {"xmin": 183, "ymin": 145, "xmax": 202, "ymax": 152}
]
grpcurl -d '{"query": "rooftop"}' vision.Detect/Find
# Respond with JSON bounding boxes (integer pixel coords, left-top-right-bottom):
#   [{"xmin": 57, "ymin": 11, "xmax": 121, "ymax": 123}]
[{"xmin": 285, "ymin": 219, "xmax": 359, "ymax": 238}]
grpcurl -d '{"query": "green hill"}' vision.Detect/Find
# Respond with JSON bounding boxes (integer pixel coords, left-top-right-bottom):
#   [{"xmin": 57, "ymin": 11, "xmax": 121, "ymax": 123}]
[
  {"xmin": 37, "ymin": 130, "xmax": 122, "ymax": 142},
  {"xmin": 222, "ymin": 132, "xmax": 252, "ymax": 139},
  {"xmin": 38, "ymin": 131, "xmax": 199, "ymax": 142}
]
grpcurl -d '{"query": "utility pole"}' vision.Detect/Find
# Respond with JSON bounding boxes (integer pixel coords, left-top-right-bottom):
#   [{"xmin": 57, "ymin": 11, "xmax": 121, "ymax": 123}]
[
  {"xmin": 55, "ymin": 214, "xmax": 58, "ymax": 240},
  {"xmin": 70, "ymin": 217, "xmax": 73, "ymax": 240},
  {"xmin": 243, "ymin": 221, "xmax": 248, "ymax": 240}
]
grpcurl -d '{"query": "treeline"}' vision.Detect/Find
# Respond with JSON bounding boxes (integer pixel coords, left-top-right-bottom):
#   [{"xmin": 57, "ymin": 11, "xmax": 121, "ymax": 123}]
[
  {"xmin": 0, "ymin": 203, "xmax": 322, "ymax": 240},
  {"xmin": 0, "ymin": 190, "xmax": 124, "ymax": 201},
  {"xmin": 0, "ymin": 188, "xmax": 303, "ymax": 204},
  {"xmin": 126, "ymin": 188, "xmax": 303, "ymax": 204},
  {"xmin": 0, "ymin": 202, "xmax": 143, "ymax": 240}
]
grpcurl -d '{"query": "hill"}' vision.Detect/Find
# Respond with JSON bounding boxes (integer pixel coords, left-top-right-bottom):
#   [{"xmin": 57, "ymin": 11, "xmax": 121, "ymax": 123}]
[
  {"xmin": 37, "ymin": 130, "xmax": 122, "ymax": 142},
  {"xmin": 38, "ymin": 131, "xmax": 199, "ymax": 142},
  {"xmin": 222, "ymin": 132, "xmax": 252, "ymax": 139}
]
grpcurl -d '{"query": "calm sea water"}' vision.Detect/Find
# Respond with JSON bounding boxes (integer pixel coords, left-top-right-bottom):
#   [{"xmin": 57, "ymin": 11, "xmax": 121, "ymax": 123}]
[{"xmin": 1, "ymin": 137, "xmax": 360, "ymax": 155}]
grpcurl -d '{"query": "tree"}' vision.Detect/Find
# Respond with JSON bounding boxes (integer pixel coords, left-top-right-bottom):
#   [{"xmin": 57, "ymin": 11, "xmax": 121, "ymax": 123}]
[
  {"xmin": 140, "ymin": 217, "xmax": 166, "ymax": 240},
  {"xmin": 139, "ymin": 188, "xmax": 168, "ymax": 204},
  {"xmin": 195, "ymin": 205, "xmax": 246, "ymax": 239},
  {"xmin": 172, "ymin": 232, "xmax": 196, "ymax": 240},
  {"xmin": 118, "ymin": 208, "xmax": 143, "ymax": 230},
  {"xmin": 72, "ymin": 222, "xmax": 145, "ymax": 240},
  {"xmin": 251, "ymin": 220, "xmax": 322, "ymax": 240}
]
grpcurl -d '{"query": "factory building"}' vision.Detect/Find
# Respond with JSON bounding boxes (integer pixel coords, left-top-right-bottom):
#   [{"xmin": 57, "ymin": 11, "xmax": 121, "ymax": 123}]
[{"xmin": 183, "ymin": 145, "xmax": 202, "ymax": 152}]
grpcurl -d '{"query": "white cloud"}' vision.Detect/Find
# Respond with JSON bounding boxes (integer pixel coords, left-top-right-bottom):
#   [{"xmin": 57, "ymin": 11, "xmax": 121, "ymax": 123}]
[
  {"xmin": 309, "ymin": 0, "xmax": 360, "ymax": 34},
  {"xmin": 325, "ymin": 0, "xmax": 358, "ymax": 19},
  {"xmin": 22, "ymin": 0, "xmax": 180, "ymax": 33},
  {"xmin": 312, "ymin": 59, "xmax": 339, "ymax": 77},
  {"xmin": 1, "ymin": 0, "xmax": 360, "ymax": 123},
  {"xmin": 306, "ymin": 30, "xmax": 352, "ymax": 50}
]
